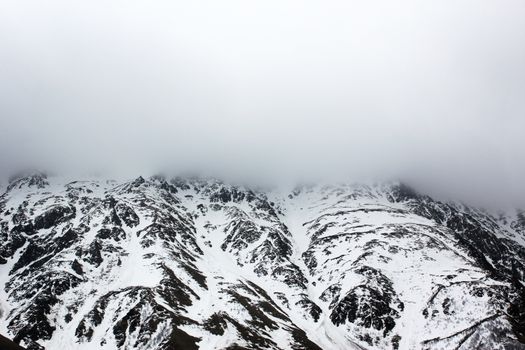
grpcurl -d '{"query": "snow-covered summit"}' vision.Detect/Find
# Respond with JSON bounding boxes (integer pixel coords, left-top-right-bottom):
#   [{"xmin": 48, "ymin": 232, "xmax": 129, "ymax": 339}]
[{"xmin": 0, "ymin": 174, "xmax": 524, "ymax": 350}]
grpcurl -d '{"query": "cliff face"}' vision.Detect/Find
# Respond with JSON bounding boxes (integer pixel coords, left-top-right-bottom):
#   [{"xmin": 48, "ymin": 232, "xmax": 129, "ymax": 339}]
[{"xmin": 0, "ymin": 174, "xmax": 524, "ymax": 350}]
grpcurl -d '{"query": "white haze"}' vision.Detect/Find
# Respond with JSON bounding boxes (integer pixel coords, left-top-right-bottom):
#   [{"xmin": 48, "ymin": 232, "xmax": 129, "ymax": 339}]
[{"xmin": 1, "ymin": 0, "xmax": 525, "ymax": 205}]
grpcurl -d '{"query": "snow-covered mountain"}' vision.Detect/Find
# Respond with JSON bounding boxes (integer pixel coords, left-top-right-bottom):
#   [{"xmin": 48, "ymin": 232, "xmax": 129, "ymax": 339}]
[{"xmin": 0, "ymin": 173, "xmax": 524, "ymax": 350}]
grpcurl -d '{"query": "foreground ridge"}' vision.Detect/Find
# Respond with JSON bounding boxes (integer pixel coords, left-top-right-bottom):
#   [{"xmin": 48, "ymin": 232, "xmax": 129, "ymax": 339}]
[{"xmin": 0, "ymin": 174, "xmax": 524, "ymax": 350}]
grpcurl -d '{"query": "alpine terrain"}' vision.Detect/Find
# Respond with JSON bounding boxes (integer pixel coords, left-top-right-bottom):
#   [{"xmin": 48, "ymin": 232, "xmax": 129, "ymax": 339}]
[{"xmin": 0, "ymin": 172, "xmax": 524, "ymax": 350}]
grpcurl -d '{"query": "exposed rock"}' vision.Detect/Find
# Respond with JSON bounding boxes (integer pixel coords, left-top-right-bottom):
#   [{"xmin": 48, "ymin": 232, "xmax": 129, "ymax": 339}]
[{"xmin": 0, "ymin": 177, "xmax": 523, "ymax": 350}]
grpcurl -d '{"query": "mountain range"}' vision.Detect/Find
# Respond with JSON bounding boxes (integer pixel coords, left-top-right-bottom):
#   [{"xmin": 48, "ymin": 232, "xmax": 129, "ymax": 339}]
[{"xmin": 0, "ymin": 172, "xmax": 524, "ymax": 350}]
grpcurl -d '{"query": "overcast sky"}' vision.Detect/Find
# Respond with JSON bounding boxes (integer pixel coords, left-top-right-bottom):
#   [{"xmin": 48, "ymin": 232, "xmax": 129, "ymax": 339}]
[{"xmin": 1, "ymin": 0, "xmax": 525, "ymax": 204}]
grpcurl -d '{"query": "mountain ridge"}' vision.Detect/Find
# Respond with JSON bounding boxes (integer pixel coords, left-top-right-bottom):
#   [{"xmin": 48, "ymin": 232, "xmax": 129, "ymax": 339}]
[{"xmin": 0, "ymin": 173, "xmax": 524, "ymax": 350}]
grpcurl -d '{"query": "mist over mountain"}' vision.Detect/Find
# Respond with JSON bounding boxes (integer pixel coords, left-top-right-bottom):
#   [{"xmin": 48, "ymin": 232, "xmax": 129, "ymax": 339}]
[
  {"xmin": 1, "ymin": 0, "xmax": 525, "ymax": 206},
  {"xmin": 1, "ymin": 1, "xmax": 525, "ymax": 349}
]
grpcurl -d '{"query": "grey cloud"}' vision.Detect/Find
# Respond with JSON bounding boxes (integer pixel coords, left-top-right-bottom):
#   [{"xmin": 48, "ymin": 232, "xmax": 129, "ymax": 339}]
[{"xmin": 1, "ymin": 0, "xmax": 525, "ymax": 205}]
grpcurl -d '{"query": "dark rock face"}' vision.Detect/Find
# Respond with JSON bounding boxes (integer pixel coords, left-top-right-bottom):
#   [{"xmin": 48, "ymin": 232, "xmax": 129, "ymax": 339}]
[
  {"xmin": 115, "ymin": 203, "xmax": 140, "ymax": 228},
  {"xmin": 96, "ymin": 227, "xmax": 126, "ymax": 241},
  {"xmin": 71, "ymin": 259, "xmax": 83, "ymax": 275},
  {"xmin": 80, "ymin": 239, "xmax": 104, "ymax": 266},
  {"xmin": 509, "ymin": 289, "xmax": 525, "ymax": 343},
  {"xmin": 7, "ymin": 173, "xmax": 49, "ymax": 192},
  {"xmin": 10, "ymin": 292, "xmax": 58, "ymax": 346},
  {"xmin": 10, "ymin": 243, "xmax": 47, "ymax": 273},
  {"xmin": 0, "ymin": 176, "xmax": 524, "ymax": 350},
  {"xmin": 295, "ymin": 294, "xmax": 322, "ymax": 321},
  {"xmin": 0, "ymin": 230, "xmax": 26, "ymax": 264},
  {"xmin": 33, "ymin": 205, "xmax": 75, "ymax": 230},
  {"xmin": 0, "ymin": 334, "xmax": 26, "ymax": 350},
  {"xmin": 209, "ymin": 186, "xmax": 256, "ymax": 204},
  {"xmin": 331, "ymin": 266, "xmax": 402, "ymax": 339}
]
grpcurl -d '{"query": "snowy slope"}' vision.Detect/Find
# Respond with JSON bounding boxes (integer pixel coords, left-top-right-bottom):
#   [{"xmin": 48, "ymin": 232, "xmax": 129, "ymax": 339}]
[{"xmin": 0, "ymin": 173, "xmax": 524, "ymax": 350}]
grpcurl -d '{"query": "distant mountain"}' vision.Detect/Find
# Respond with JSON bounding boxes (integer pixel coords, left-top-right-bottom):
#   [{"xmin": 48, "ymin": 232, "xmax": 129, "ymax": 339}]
[{"xmin": 0, "ymin": 173, "xmax": 524, "ymax": 349}]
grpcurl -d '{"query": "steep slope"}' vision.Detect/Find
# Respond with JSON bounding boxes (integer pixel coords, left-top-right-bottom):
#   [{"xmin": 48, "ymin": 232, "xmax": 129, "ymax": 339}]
[
  {"xmin": 278, "ymin": 184, "xmax": 525, "ymax": 349},
  {"xmin": 0, "ymin": 173, "xmax": 524, "ymax": 350}
]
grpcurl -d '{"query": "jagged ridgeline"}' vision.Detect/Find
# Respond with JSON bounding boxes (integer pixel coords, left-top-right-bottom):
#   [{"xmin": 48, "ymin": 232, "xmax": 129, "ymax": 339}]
[{"xmin": 0, "ymin": 173, "xmax": 524, "ymax": 350}]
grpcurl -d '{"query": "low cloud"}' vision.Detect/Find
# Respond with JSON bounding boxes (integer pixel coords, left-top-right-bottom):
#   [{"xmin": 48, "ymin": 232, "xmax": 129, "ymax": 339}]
[{"xmin": 1, "ymin": 0, "xmax": 525, "ymax": 205}]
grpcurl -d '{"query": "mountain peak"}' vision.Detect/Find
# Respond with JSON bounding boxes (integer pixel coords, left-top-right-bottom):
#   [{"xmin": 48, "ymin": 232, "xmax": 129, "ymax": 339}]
[{"xmin": 0, "ymin": 176, "xmax": 524, "ymax": 349}]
